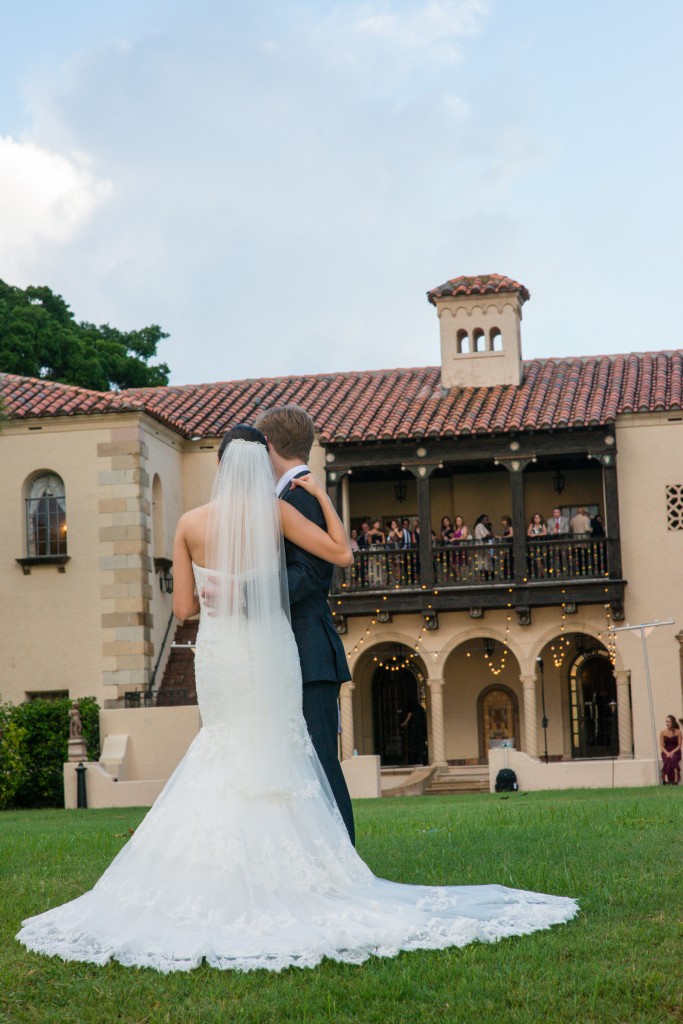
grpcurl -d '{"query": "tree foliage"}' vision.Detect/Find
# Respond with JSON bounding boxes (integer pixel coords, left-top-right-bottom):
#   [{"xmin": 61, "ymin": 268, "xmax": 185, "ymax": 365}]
[
  {"xmin": 0, "ymin": 280, "xmax": 170, "ymax": 390},
  {"xmin": 1, "ymin": 697, "xmax": 100, "ymax": 809}
]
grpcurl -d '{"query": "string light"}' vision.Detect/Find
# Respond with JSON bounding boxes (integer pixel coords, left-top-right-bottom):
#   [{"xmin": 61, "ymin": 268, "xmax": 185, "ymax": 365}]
[
  {"xmin": 483, "ymin": 614, "xmax": 512, "ymax": 677},
  {"xmin": 604, "ymin": 603, "xmax": 616, "ymax": 665},
  {"xmin": 551, "ymin": 603, "xmax": 572, "ymax": 668},
  {"xmin": 346, "ymin": 612, "xmax": 380, "ymax": 658},
  {"xmin": 345, "ymin": 608, "xmax": 434, "ymax": 667}
]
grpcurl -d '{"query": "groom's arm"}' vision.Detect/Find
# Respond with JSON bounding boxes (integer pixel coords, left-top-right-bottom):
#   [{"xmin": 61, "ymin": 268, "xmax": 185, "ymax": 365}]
[{"xmin": 285, "ymin": 487, "xmax": 333, "ymax": 606}]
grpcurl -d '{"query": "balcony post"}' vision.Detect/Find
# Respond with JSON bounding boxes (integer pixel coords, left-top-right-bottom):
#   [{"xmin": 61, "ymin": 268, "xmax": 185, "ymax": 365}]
[
  {"xmin": 325, "ymin": 469, "xmax": 345, "ymax": 516},
  {"xmin": 615, "ymin": 669, "xmax": 633, "ymax": 759},
  {"xmin": 405, "ymin": 464, "xmax": 437, "ymax": 587},
  {"xmin": 496, "ymin": 456, "xmax": 531, "ymax": 585},
  {"xmin": 520, "ymin": 673, "xmax": 539, "ymax": 759},
  {"xmin": 339, "ymin": 681, "xmax": 356, "ymax": 760},
  {"xmin": 427, "ymin": 677, "xmax": 447, "ymax": 765},
  {"xmin": 601, "ymin": 455, "xmax": 622, "ymax": 579}
]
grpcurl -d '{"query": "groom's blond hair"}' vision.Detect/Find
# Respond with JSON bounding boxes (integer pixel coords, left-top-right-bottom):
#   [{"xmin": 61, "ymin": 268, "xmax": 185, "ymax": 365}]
[{"xmin": 254, "ymin": 404, "xmax": 315, "ymax": 462}]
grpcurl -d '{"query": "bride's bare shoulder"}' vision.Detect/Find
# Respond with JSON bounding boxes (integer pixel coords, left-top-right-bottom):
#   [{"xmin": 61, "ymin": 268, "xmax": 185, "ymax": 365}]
[{"xmin": 176, "ymin": 503, "xmax": 211, "ymax": 537}]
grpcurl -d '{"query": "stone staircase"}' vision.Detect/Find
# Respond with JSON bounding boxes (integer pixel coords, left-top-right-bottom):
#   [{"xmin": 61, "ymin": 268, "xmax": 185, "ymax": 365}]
[
  {"xmin": 156, "ymin": 622, "xmax": 198, "ymax": 705},
  {"xmin": 424, "ymin": 765, "xmax": 490, "ymax": 796}
]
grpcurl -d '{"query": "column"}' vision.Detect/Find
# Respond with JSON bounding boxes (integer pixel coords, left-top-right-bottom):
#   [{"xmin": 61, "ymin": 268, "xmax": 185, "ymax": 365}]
[
  {"xmin": 339, "ymin": 681, "xmax": 355, "ymax": 761},
  {"xmin": 509, "ymin": 464, "xmax": 527, "ymax": 585},
  {"xmin": 341, "ymin": 473, "xmax": 350, "ymax": 531},
  {"xmin": 615, "ymin": 669, "xmax": 633, "ymax": 759},
  {"xmin": 602, "ymin": 458, "xmax": 622, "ymax": 579},
  {"xmin": 520, "ymin": 674, "xmax": 539, "ymax": 759},
  {"xmin": 326, "ymin": 471, "xmax": 343, "ymax": 515},
  {"xmin": 416, "ymin": 470, "xmax": 434, "ymax": 586},
  {"xmin": 428, "ymin": 678, "xmax": 447, "ymax": 766}
]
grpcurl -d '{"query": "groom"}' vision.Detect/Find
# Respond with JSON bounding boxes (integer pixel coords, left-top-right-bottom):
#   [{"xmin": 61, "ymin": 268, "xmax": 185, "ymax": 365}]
[{"xmin": 255, "ymin": 404, "xmax": 356, "ymax": 846}]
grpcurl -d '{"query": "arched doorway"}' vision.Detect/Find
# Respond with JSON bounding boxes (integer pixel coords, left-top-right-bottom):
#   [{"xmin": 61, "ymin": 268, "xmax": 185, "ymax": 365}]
[
  {"xmin": 568, "ymin": 651, "xmax": 618, "ymax": 758},
  {"xmin": 477, "ymin": 685, "xmax": 520, "ymax": 761},
  {"xmin": 371, "ymin": 660, "xmax": 426, "ymax": 766}
]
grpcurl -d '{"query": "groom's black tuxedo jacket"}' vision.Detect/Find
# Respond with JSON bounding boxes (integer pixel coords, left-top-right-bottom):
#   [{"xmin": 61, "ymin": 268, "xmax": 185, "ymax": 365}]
[{"xmin": 281, "ymin": 472, "xmax": 351, "ymax": 685}]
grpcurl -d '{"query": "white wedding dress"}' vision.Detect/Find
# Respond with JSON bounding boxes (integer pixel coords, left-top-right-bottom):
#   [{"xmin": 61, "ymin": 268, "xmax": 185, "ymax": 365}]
[{"xmin": 17, "ymin": 440, "xmax": 577, "ymax": 973}]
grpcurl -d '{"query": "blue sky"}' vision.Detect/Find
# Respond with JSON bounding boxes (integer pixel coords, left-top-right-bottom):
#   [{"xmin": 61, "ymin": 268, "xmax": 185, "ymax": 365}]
[{"xmin": 0, "ymin": 1, "xmax": 681, "ymax": 385}]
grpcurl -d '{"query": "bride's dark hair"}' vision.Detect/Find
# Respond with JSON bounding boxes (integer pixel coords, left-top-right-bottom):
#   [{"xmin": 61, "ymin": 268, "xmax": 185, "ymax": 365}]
[{"xmin": 218, "ymin": 424, "xmax": 268, "ymax": 461}]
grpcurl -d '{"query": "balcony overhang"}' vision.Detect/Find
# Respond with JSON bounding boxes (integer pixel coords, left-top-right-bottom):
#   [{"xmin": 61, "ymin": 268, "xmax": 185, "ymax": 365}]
[{"xmin": 331, "ymin": 578, "xmax": 626, "ymax": 620}]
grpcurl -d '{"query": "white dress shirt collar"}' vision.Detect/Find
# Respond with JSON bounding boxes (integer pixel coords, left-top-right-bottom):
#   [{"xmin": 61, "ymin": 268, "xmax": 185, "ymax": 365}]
[{"xmin": 276, "ymin": 464, "xmax": 309, "ymax": 498}]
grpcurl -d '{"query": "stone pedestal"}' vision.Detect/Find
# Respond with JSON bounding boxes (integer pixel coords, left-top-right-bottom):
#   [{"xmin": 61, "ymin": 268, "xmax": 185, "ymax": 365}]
[{"xmin": 68, "ymin": 738, "xmax": 88, "ymax": 763}]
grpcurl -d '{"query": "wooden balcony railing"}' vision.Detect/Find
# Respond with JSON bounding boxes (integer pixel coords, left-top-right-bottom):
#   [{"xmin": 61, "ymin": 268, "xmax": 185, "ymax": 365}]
[{"xmin": 337, "ymin": 538, "xmax": 610, "ymax": 593}]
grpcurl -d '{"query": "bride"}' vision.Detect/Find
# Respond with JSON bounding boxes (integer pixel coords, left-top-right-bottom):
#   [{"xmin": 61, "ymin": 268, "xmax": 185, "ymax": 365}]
[{"xmin": 17, "ymin": 425, "xmax": 577, "ymax": 972}]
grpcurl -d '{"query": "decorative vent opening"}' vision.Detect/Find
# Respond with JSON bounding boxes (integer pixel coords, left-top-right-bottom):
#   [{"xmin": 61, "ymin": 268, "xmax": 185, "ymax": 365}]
[{"xmin": 666, "ymin": 484, "xmax": 683, "ymax": 530}]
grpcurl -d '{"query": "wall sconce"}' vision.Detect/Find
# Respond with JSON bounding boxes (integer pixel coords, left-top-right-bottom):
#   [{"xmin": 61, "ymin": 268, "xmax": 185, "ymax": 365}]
[
  {"xmin": 394, "ymin": 481, "xmax": 408, "ymax": 503},
  {"xmin": 154, "ymin": 558, "xmax": 174, "ymax": 594},
  {"xmin": 552, "ymin": 469, "xmax": 566, "ymax": 494}
]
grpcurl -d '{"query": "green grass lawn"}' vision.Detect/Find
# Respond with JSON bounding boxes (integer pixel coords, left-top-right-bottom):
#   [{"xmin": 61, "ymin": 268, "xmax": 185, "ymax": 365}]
[{"xmin": 1, "ymin": 788, "xmax": 681, "ymax": 1024}]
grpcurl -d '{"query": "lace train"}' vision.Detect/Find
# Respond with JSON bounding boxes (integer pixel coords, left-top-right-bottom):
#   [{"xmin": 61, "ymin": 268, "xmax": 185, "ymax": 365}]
[
  {"xmin": 17, "ymin": 563, "xmax": 577, "ymax": 972},
  {"xmin": 17, "ymin": 719, "xmax": 577, "ymax": 972}
]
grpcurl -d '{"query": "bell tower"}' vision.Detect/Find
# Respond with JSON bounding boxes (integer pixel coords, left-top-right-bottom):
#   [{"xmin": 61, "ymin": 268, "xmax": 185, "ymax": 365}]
[{"xmin": 427, "ymin": 274, "xmax": 530, "ymax": 389}]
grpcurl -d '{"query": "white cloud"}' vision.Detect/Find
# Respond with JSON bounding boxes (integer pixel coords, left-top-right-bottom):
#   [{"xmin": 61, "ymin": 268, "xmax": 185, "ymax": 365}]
[
  {"xmin": 354, "ymin": 0, "xmax": 490, "ymax": 58},
  {"xmin": 0, "ymin": 135, "xmax": 111, "ymax": 281}
]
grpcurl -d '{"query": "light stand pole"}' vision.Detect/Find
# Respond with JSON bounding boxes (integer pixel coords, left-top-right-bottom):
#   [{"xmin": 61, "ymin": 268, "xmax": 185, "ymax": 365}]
[
  {"xmin": 609, "ymin": 698, "xmax": 617, "ymax": 789},
  {"xmin": 609, "ymin": 619, "xmax": 675, "ymax": 787},
  {"xmin": 536, "ymin": 656, "xmax": 549, "ymax": 764}
]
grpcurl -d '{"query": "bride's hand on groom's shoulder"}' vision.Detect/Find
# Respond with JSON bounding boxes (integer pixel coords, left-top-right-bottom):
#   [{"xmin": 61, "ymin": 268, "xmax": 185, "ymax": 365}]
[{"xmin": 290, "ymin": 473, "xmax": 324, "ymax": 499}]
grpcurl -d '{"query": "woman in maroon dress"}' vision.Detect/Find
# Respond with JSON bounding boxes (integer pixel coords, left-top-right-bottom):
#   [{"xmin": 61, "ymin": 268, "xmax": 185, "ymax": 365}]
[{"xmin": 660, "ymin": 715, "xmax": 682, "ymax": 785}]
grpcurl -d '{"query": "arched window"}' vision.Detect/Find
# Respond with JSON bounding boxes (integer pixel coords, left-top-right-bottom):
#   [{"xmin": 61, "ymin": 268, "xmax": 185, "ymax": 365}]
[
  {"xmin": 490, "ymin": 327, "xmax": 503, "ymax": 351},
  {"xmin": 25, "ymin": 472, "xmax": 67, "ymax": 557},
  {"xmin": 456, "ymin": 329, "xmax": 470, "ymax": 354},
  {"xmin": 472, "ymin": 327, "xmax": 486, "ymax": 352},
  {"xmin": 152, "ymin": 474, "xmax": 164, "ymax": 557}
]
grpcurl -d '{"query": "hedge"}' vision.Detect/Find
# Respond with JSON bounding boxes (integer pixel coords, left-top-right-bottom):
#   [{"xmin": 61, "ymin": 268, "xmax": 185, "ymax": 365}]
[{"xmin": 0, "ymin": 697, "xmax": 100, "ymax": 809}]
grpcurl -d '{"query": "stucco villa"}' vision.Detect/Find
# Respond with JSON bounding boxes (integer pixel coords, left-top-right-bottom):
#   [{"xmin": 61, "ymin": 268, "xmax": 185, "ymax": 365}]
[{"xmin": 2, "ymin": 273, "xmax": 682, "ymax": 802}]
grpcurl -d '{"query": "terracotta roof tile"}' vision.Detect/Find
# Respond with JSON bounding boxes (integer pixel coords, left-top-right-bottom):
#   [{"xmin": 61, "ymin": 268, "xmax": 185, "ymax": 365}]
[
  {"xmin": 427, "ymin": 273, "xmax": 531, "ymax": 306},
  {"xmin": 2, "ymin": 350, "xmax": 683, "ymax": 446}
]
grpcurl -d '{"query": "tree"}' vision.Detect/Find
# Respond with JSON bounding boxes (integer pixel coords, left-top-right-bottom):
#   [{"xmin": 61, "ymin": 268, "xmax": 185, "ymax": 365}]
[{"xmin": 0, "ymin": 280, "xmax": 170, "ymax": 390}]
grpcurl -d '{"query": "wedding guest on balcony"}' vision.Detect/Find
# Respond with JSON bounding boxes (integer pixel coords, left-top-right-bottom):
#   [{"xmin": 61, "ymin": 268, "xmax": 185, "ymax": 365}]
[
  {"xmin": 386, "ymin": 520, "xmax": 402, "ymax": 548},
  {"xmin": 400, "ymin": 518, "xmax": 413, "ymax": 548},
  {"xmin": 547, "ymin": 507, "xmax": 569, "ymax": 537},
  {"xmin": 385, "ymin": 519, "xmax": 403, "ymax": 583},
  {"xmin": 349, "ymin": 529, "xmax": 360, "ymax": 553},
  {"xmin": 366, "ymin": 519, "xmax": 386, "ymax": 585},
  {"xmin": 590, "ymin": 513, "xmax": 606, "ymax": 572},
  {"xmin": 546, "ymin": 507, "xmax": 568, "ymax": 577},
  {"xmin": 570, "ymin": 507, "xmax": 592, "ymax": 574},
  {"xmin": 500, "ymin": 515, "xmax": 513, "ymax": 540},
  {"xmin": 355, "ymin": 520, "xmax": 371, "ymax": 586},
  {"xmin": 590, "ymin": 513, "xmax": 606, "ymax": 537},
  {"xmin": 411, "ymin": 517, "xmax": 420, "ymax": 544},
  {"xmin": 453, "ymin": 515, "xmax": 469, "ymax": 542},
  {"xmin": 368, "ymin": 519, "xmax": 386, "ymax": 546},
  {"xmin": 452, "ymin": 515, "xmax": 469, "ymax": 578},
  {"xmin": 569, "ymin": 507, "xmax": 592, "ymax": 537},
  {"xmin": 500, "ymin": 514, "xmax": 513, "ymax": 579},
  {"xmin": 527, "ymin": 513, "xmax": 547, "ymax": 537},
  {"xmin": 527, "ymin": 513, "xmax": 547, "ymax": 578},
  {"xmin": 660, "ymin": 715, "xmax": 681, "ymax": 785},
  {"xmin": 440, "ymin": 516, "xmax": 455, "ymax": 544},
  {"xmin": 474, "ymin": 514, "xmax": 493, "ymax": 579},
  {"xmin": 356, "ymin": 520, "xmax": 371, "ymax": 550}
]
